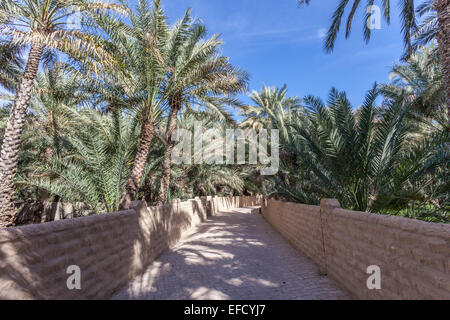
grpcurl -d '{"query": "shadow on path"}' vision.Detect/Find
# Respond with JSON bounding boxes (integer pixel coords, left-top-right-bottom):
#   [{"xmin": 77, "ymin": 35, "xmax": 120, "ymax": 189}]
[{"xmin": 112, "ymin": 208, "xmax": 351, "ymax": 300}]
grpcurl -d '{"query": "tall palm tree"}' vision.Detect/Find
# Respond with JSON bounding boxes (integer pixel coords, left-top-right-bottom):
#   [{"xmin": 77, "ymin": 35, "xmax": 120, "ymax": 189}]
[
  {"xmin": 411, "ymin": 0, "xmax": 449, "ymax": 118},
  {"xmin": 433, "ymin": 0, "xmax": 450, "ymax": 118},
  {"xmin": 0, "ymin": 0, "xmax": 126, "ymax": 227},
  {"xmin": 297, "ymin": 0, "xmax": 449, "ymax": 117},
  {"xmin": 240, "ymin": 85, "xmax": 302, "ymax": 143},
  {"xmin": 83, "ymin": 0, "xmax": 169, "ymax": 209},
  {"xmin": 154, "ymin": 11, "xmax": 248, "ymax": 204}
]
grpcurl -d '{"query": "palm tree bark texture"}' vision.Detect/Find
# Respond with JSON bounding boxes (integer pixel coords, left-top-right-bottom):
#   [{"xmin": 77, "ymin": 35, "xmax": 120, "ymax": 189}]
[
  {"xmin": 435, "ymin": 0, "xmax": 450, "ymax": 118},
  {"xmin": 156, "ymin": 94, "xmax": 182, "ymax": 205},
  {"xmin": 119, "ymin": 117, "xmax": 155, "ymax": 209},
  {"xmin": 0, "ymin": 42, "xmax": 44, "ymax": 227}
]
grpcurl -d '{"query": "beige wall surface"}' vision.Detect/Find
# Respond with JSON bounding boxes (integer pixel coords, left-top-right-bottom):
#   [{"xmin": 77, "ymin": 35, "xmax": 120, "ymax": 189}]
[
  {"xmin": 261, "ymin": 198, "xmax": 450, "ymax": 300},
  {"xmin": 7, "ymin": 194, "xmax": 444, "ymax": 300},
  {"xmin": 0, "ymin": 196, "xmax": 257, "ymax": 300}
]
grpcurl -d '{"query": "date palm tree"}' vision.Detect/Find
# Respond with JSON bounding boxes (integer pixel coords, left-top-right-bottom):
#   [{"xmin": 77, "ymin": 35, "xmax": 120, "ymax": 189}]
[
  {"xmin": 12, "ymin": 66, "xmax": 90, "ymax": 204},
  {"xmin": 154, "ymin": 10, "xmax": 248, "ymax": 204},
  {"xmin": 412, "ymin": 1, "xmax": 439, "ymax": 52},
  {"xmin": 381, "ymin": 45, "xmax": 445, "ymax": 117},
  {"xmin": 153, "ymin": 109, "xmax": 246, "ymax": 200},
  {"xmin": 22, "ymin": 106, "xmax": 139, "ymax": 214},
  {"xmin": 239, "ymin": 85, "xmax": 302, "ymax": 143},
  {"xmin": 433, "ymin": 0, "xmax": 450, "ymax": 118},
  {"xmin": 0, "ymin": 0, "xmax": 126, "ymax": 227},
  {"xmin": 297, "ymin": 0, "xmax": 449, "ymax": 118},
  {"xmin": 274, "ymin": 86, "xmax": 411, "ymax": 211},
  {"xmin": 297, "ymin": 0, "xmax": 417, "ymax": 55},
  {"xmin": 83, "ymin": 0, "xmax": 169, "ymax": 209},
  {"xmin": 32, "ymin": 65, "xmax": 90, "ymax": 157}
]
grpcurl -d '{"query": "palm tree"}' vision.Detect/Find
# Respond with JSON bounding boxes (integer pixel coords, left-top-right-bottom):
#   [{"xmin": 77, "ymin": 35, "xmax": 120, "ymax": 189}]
[
  {"xmin": 240, "ymin": 85, "xmax": 302, "ymax": 143},
  {"xmin": 412, "ymin": 0, "xmax": 449, "ymax": 118},
  {"xmin": 11, "ymin": 65, "xmax": 90, "ymax": 204},
  {"xmin": 0, "ymin": 0, "xmax": 126, "ymax": 227},
  {"xmin": 297, "ymin": 0, "xmax": 449, "ymax": 117},
  {"xmin": 412, "ymin": 1, "xmax": 439, "ymax": 52},
  {"xmin": 372, "ymin": 113, "xmax": 449, "ymax": 222},
  {"xmin": 297, "ymin": 0, "xmax": 418, "ymax": 55},
  {"xmin": 184, "ymin": 165, "xmax": 245, "ymax": 196},
  {"xmin": 273, "ymin": 86, "xmax": 413, "ymax": 211},
  {"xmin": 82, "ymin": 0, "xmax": 169, "ymax": 209},
  {"xmin": 433, "ymin": 0, "xmax": 450, "ymax": 118},
  {"xmin": 32, "ymin": 65, "xmax": 89, "ymax": 157},
  {"xmin": 118, "ymin": 106, "xmax": 246, "ymax": 203},
  {"xmin": 381, "ymin": 45, "xmax": 445, "ymax": 117},
  {"xmin": 170, "ymin": 109, "xmax": 245, "ymax": 199},
  {"xmin": 21, "ymin": 106, "xmax": 139, "ymax": 214},
  {"xmin": 154, "ymin": 11, "xmax": 248, "ymax": 204}
]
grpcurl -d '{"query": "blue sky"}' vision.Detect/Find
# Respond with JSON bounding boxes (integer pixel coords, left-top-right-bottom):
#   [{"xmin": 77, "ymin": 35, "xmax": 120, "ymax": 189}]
[
  {"xmin": 153, "ymin": 0, "xmax": 408, "ymax": 115},
  {"xmin": 1, "ymin": 0, "xmax": 412, "ymax": 118}
]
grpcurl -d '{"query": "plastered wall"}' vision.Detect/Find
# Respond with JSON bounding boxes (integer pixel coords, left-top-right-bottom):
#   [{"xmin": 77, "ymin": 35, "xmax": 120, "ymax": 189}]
[
  {"xmin": 0, "ymin": 196, "xmax": 254, "ymax": 299},
  {"xmin": 261, "ymin": 198, "xmax": 450, "ymax": 299}
]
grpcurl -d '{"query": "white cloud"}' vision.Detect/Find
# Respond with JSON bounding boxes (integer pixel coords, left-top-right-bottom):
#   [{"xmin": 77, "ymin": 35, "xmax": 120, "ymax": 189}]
[{"xmin": 317, "ymin": 28, "xmax": 327, "ymax": 39}]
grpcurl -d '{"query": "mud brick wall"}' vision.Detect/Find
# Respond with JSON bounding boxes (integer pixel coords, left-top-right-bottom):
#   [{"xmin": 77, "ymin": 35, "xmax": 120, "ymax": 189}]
[
  {"xmin": 239, "ymin": 196, "xmax": 262, "ymax": 208},
  {"xmin": 262, "ymin": 199, "xmax": 326, "ymax": 273},
  {"xmin": 261, "ymin": 198, "xmax": 450, "ymax": 300},
  {"xmin": 209, "ymin": 196, "xmax": 260, "ymax": 214},
  {"xmin": 0, "ymin": 196, "xmax": 243, "ymax": 299}
]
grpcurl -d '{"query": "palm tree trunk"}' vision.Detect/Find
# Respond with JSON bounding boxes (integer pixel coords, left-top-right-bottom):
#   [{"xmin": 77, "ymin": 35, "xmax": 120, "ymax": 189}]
[
  {"xmin": 119, "ymin": 117, "xmax": 155, "ymax": 209},
  {"xmin": 435, "ymin": 0, "xmax": 450, "ymax": 118},
  {"xmin": 143, "ymin": 173, "xmax": 153, "ymax": 203},
  {"xmin": 156, "ymin": 99, "xmax": 180, "ymax": 205},
  {"xmin": 0, "ymin": 42, "xmax": 44, "ymax": 228}
]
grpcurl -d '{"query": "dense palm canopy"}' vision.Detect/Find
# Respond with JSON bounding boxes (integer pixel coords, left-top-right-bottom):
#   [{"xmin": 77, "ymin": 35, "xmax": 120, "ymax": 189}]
[
  {"xmin": 0, "ymin": 0, "xmax": 126, "ymax": 69},
  {"xmin": 153, "ymin": 9, "xmax": 248, "ymax": 205},
  {"xmin": 82, "ymin": 0, "xmax": 171, "ymax": 209},
  {"xmin": 153, "ymin": 109, "xmax": 248, "ymax": 201},
  {"xmin": 258, "ymin": 85, "xmax": 448, "ymax": 221},
  {"xmin": 0, "ymin": 0, "xmax": 127, "ymax": 226},
  {"xmin": 239, "ymin": 85, "xmax": 302, "ymax": 144},
  {"xmin": 21, "ymin": 107, "xmax": 139, "ymax": 213},
  {"xmin": 412, "ymin": 0, "xmax": 439, "ymax": 52},
  {"xmin": 0, "ymin": 0, "xmax": 447, "ymax": 226},
  {"xmin": 278, "ymin": 86, "xmax": 411, "ymax": 210},
  {"xmin": 381, "ymin": 45, "xmax": 445, "ymax": 117}
]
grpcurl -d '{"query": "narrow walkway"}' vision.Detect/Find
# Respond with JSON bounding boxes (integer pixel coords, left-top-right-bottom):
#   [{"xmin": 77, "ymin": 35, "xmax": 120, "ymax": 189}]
[{"xmin": 113, "ymin": 207, "xmax": 350, "ymax": 300}]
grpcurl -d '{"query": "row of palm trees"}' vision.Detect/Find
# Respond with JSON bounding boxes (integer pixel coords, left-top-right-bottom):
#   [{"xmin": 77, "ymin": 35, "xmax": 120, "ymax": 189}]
[
  {"xmin": 0, "ymin": 0, "xmax": 247, "ymax": 226},
  {"xmin": 0, "ymin": 0, "xmax": 448, "ymax": 226},
  {"xmin": 239, "ymin": 45, "xmax": 448, "ymax": 222},
  {"xmin": 3, "ymin": 44, "xmax": 446, "ymax": 223},
  {"xmin": 6, "ymin": 82, "xmax": 250, "ymax": 215},
  {"xmin": 89, "ymin": 1, "xmax": 247, "ymax": 208}
]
